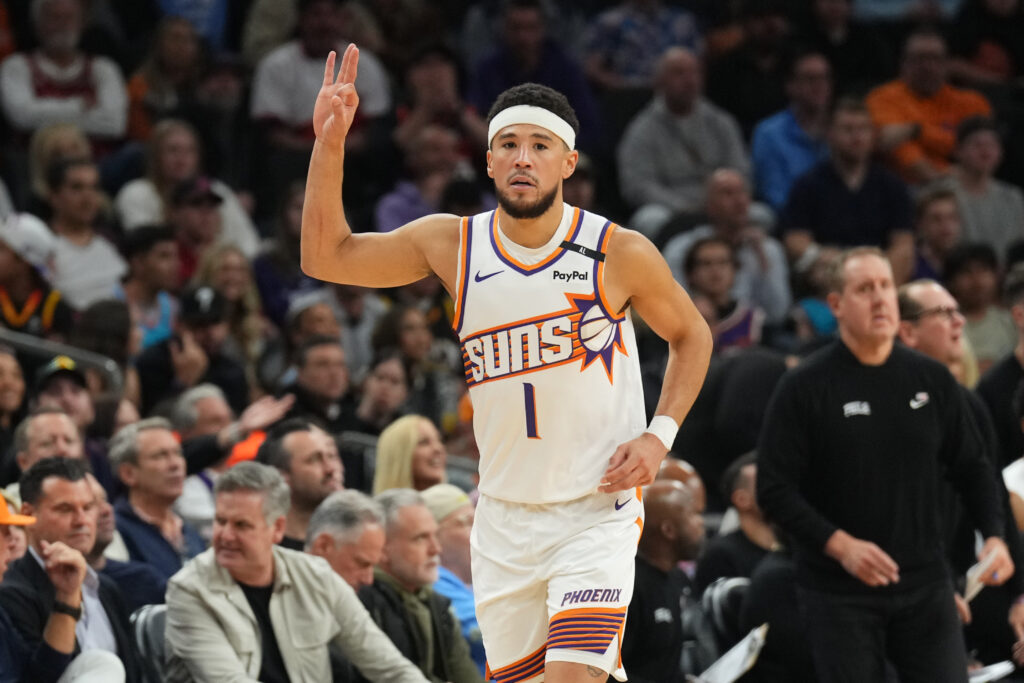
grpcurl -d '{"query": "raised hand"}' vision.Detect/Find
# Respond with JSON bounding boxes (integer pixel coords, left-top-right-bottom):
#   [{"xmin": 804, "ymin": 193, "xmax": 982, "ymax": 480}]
[
  {"xmin": 40, "ymin": 540, "xmax": 87, "ymax": 604},
  {"xmin": 314, "ymin": 44, "xmax": 361, "ymax": 149}
]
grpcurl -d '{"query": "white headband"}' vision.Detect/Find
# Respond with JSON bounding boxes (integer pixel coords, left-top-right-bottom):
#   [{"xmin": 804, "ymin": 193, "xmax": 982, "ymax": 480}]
[{"xmin": 487, "ymin": 105, "xmax": 576, "ymax": 151}]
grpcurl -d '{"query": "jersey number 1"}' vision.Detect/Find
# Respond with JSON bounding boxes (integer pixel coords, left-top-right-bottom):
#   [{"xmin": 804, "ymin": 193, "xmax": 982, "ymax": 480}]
[{"xmin": 523, "ymin": 383, "xmax": 539, "ymax": 439}]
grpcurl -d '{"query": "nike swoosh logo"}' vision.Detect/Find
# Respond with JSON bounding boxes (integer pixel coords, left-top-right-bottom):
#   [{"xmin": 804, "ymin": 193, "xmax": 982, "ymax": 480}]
[
  {"xmin": 614, "ymin": 498, "xmax": 629, "ymax": 511},
  {"xmin": 910, "ymin": 398, "xmax": 928, "ymax": 409},
  {"xmin": 474, "ymin": 270, "xmax": 502, "ymax": 282}
]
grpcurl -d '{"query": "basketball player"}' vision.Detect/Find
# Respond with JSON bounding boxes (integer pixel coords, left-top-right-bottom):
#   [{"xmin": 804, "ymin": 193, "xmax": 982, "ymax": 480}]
[{"xmin": 302, "ymin": 45, "xmax": 713, "ymax": 683}]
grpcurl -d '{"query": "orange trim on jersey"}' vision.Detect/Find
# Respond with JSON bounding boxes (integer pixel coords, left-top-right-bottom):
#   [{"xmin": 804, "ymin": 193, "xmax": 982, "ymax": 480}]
[
  {"xmin": 451, "ymin": 216, "xmax": 471, "ymax": 334},
  {"xmin": 488, "ymin": 644, "xmax": 546, "ymax": 682},
  {"xmin": 635, "ymin": 486, "xmax": 643, "ymax": 503},
  {"xmin": 595, "ymin": 223, "xmax": 625, "ymax": 322},
  {"xmin": 548, "ymin": 607, "xmax": 627, "ymax": 654},
  {"xmin": 41, "ymin": 290, "xmax": 61, "ymax": 330},
  {"xmin": 0, "ymin": 288, "xmax": 43, "ymax": 328},
  {"xmin": 634, "ymin": 515, "xmax": 644, "ymax": 537},
  {"xmin": 492, "ymin": 207, "xmax": 581, "ymax": 272}
]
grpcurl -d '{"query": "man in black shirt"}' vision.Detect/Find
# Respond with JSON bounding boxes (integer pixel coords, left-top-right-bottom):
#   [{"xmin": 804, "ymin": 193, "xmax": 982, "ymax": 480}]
[
  {"xmin": 758, "ymin": 247, "xmax": 1014, "ymax": 682},
  {"xmin": 977, "ymin": 263, "xmax": 1024, "ymax": 468}
]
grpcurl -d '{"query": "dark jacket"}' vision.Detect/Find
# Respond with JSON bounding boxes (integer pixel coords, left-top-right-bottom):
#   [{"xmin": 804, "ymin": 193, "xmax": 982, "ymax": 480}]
[
  {"xmin": 0, "ymin": 553, "xmax": 143, "ymax": 682},
  {"xmin": 135, "ymin": 337, "xmax": 249, "ymax": 415},
  {"xmin": 114, "ymin": 498, "xmax": 205, "ymax": 582},
  {"xmin": 356, "ymin": 571, "xmax": 482, "ymax": 683},
  {"xmin": 0, "ymin": 602, "xmax": 73, "ymax": 683}
]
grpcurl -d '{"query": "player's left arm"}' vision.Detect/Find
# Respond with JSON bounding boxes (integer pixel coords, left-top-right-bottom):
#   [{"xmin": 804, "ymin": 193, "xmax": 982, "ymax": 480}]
[{"xmin": 599, "ymin": 228, "xmax": 713, "ymax": 493}]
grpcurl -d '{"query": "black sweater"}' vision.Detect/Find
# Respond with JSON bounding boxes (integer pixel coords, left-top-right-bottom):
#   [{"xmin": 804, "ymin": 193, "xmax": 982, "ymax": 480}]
[{"xmin": 757, "ymin": 341, "xmax": 1004, "ymax": 594}]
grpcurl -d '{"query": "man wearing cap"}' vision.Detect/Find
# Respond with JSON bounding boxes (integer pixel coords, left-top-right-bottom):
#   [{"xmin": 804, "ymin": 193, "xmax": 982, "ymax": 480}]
[
  {"xmin": 303, "ymin": 46, "xmax": 711, "ymax": 683},
  {"xmin": 0, "ymin": 212, "xmax": 73, "ymax": 340},
  {"xmin": 118, "ymin": 224, "xmax": 181, "ymax": 349},
  {"xmin": 421, "ymin": 483, "xmax": 485, "ymax": 675},
  {"xmin": 135, "ymin": 285, "xmax": 249, "ymax": 414},
  {"xmin": 168, "ymin": 175, "xmax": 224, "ymax": 285}
]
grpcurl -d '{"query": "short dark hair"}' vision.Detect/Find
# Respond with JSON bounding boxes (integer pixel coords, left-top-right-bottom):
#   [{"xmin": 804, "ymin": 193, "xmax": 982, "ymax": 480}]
[
  {"xmin": 944, "ymin": 242, "xmax": 998, "ymax": 282},
  {"xmin": 121, "ymin": 224, "xmax": 176, "ymax": 261},
  {"xmin": 897, "ymin": 279, "xmax": 940, "ymax": 321},
  {"xmin": 294, "ymin": 334, "xmax": 343, "ymax": 369},
  {"xmin": 684, "ymin": 237, "xmax": 737, "ymax": 277},
  {"xmin": 829, "ymin": 96, "xmax": 870, "ymax": 124},
  {"xmin": 902, "ymin": 25, "xmax": 947, "ymax": 58},
  {"xmin": 914, "ymin": 186, "xmax": 958, "ymax": 224},
  {"xmin": 720, "ymin": 451, "xmax": 757, "ymax": 503},
  {"xmin": 19, "ymin": 456, "xmax": 91, "ymax": 506},
  {"xmin": 256, "ymin": 417, "xmax": 318, "ymax": 472},
  {"xmin": 1005, "ymin": 262, "xmax": 1024, "ymax": 307},
  {"xmin": 46, "ymin": 157, "xmax": 95, "ymax": 194},
  {"xmin": 486, "ymin": 83, "xmax": 580, "ymax": 149},
  {"xmin": 785, "ymin": 49, "xmax": 829, "ymax": 81},
  {"xmin": 956, "ymin": 115, "xmax": 1001, "ymax": 147}
]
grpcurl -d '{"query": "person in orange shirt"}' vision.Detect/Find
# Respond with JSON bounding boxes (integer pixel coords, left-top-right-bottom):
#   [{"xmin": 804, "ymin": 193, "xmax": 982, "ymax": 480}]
[{"xmin": 867, "ymin": 27, "xmax": 991, "ymax": 185}]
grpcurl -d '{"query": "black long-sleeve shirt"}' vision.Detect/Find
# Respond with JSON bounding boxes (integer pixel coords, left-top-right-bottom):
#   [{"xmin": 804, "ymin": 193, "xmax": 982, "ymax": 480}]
[{"xmin": 757, "ymin": 341, "xmax": 1004, "ymax": 595}]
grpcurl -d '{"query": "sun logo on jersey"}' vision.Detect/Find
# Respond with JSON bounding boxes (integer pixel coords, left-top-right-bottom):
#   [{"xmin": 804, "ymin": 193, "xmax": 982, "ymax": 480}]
[{"xmin": 570, "ymin": 293, "xmax": 626, "ymax": 380}]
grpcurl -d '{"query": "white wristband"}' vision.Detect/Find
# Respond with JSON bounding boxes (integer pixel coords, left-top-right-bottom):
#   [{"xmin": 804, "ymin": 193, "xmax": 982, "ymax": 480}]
[{"xmin": 644, "ymin": 415, "xmax": 678, "ymax": 451}]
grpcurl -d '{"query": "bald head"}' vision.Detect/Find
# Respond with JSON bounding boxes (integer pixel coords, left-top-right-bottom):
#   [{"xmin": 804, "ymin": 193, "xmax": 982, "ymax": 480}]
[
  {"xmin": 640, "ymin": 480, "xmax": 704, "ymax": 564},
  {"xmin": 656, "ymin": 47, "xmax": 702, "ymax": 113},
  {"xmin": 657, "ymin": 457, "xmax": 706, "ymax": 512}
]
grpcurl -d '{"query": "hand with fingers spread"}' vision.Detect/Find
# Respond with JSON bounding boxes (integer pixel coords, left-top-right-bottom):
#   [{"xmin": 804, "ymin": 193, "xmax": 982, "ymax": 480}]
[
  {"xmin": 314, "ymin": 44, "xmax": 361, "ymax": 149},
  {"xmin": 170, "ymin": 330, "xmax": 208, "ymax": 388},
  {"xmin": 238, "ymin": 394, "xmax": 296, "ymax": 434},
  {"xmin": 825, "ymin": 529, "xmax": 901, "ymax": 587},
  {"xmin": 598, "ymin": 433, "xmax": 667, "ymax": 494}
]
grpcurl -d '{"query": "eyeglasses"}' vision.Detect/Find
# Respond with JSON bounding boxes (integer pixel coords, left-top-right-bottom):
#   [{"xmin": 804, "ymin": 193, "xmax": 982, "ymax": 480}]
[{"xmin": 907, "ymin": 305, "xmax": 962, "ymax": 322}]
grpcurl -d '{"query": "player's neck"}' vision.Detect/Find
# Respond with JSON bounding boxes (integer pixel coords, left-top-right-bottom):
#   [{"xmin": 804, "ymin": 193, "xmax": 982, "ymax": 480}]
[
  {"xmin": 840, "ymin": 328, "xmax": 894, "ymax": 366},
  {"xmin": 496, "ymin": 201, "xmax": 565, "ymax": 250}
]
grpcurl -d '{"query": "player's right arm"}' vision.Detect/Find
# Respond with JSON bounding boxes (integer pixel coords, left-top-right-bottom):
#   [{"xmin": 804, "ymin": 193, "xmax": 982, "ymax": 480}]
[{"xmin": 301, "ymin": 45, "xmax": 457, "ymax": 289}]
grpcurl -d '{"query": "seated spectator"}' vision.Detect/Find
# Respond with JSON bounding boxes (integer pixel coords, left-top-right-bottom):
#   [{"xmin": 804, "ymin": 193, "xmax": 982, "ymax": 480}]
[
  {"xmin": 0, "ymin": 346, "xmax": 26, "ymax": 462},
  {"xmin": 1, "ymin": 407, "xmax": 82, "ymax": 501},
  {"xmin": 662, "ymin": 169, "xmax": 791, "ymax": 325},
  {"xmin": 793, "ymin": 0, "xmax": 893, "ymax": 97},
  {"xmin": 257, "ymin": 417, "xmax": 344, "ymax": 550},
  {"xmin": 360, "ymin": 489, "xmax": 482, "ymax": 683},
  {"xmin": 944, "ymin": 116, "xmax": 1024, "ymax": 262},
  {"xmin": 376, "ymin": 125, "xmax": 464, "ymax": 233},
  {"xmin": 946, "ymin": 243, "xmax": 1017, "ymax": 373},
  {"xmin": 114, "ymin": 119, "xmax": 259, "ymax": 257},
  {"xmin": 705, "ymin": 1, "xmax": 792, "ymax": 137},
  {"xmin": 750, "ymin": 51, "xmax": 832, "ymax": 211},
  {"xmin": 866, "ymin": 27, "xmax": 992, "ymax": 184},
  {"xmin": 949, "ymin": 0, "xmax": 1024, "ymax": 90},
  {"xmin": 282, "ymin": 335, "xmax": 358, "ymax": 433},
  {"xmin": 108, "ymin": 418, "xmax": 204, "ymax": 581},
  {"xmin": 257, "ymin": 291, "xmax": 342, "ymax": 393},
  {"xmin": 329, "ymin": 284, "xmax": 389, "ymax": 383},
  {"xmin": 351, "ymin": 349, "xmax": 410, "ymax": 436},
  {"xmin": 83, "ymin": 473, "xmax": 166, "ymax": 613},
  {"xmin": 25, "ymin": 122, "xmax": 93, "ymax": 219},
  {"xmin": 582, "ymin": 0, "xmax": 702, "ymax": 91},
  {"xmin": 168, "ymin": 175, "xmax": 225, "ymax": 285},
  {"xmin": 253, "ymin": 180, "xmax": 324, "ymax": 329},
  {"xmin": 0, "ymin": 213, "xmax": 73, "ymax": 340},
  {"xmin": 1, "ymin": 457, "xmax": 140, "ymax": 680},
  {"xmin": 0, "ymin": 475, "xmax": 127, "ymax": 683},
  {"xmin": 307, "ymin": 488, "xmax": 386, "ymax": 590},
  {"xmin": 117, "ymin": 224, "xmax": 181, "ymax": 349},
  {"xmin": 125, "ymin": 16, "xmax": 202, "ymax": 141},
  {"xmin": 617, "ymin": 47, "xmax": 748, "ymax": 238},
  {"xmin": 373, "ymin": 415, "xmax": 447, "ymax": 495},
  {"xmin": 978, "ymin": 264, "xmax": 1024, "ymax": 467},
  {"xmin": 911, "ymin": 186, "xmax": 964, "ymax": 282},
  {"xmin": 135, "ymin": 285, "xmax": 250, "ymax": 415},
  {"xmin": 0, "ymin": 0, "xmax": 127, "ymax": 148},
  {"xmin": 684, "ymin": 237, "xmax": 765, "ymax": 353},
  {"xmin": 621, "ymin": 480, "xmax": 708, "ymax": 682},
  {"xmin": 779, "ymin": 98, "xmax": 914, "ymax": 276},
  {"xmin": 70, "ymin": 299, "xmax": 143, "ymax": 408},
  {"xmin": 470, "ymin": 0, "xmax": 599, "ymax": 151},
  {"xmin": 421, "ymin": 483, "xmax": 485, "ymax": 675},
  {"xmin": 46, "ymin": 158, "xmax": 126, "ymax": 310},
  {"xmin": 694, "ymin": 452, "xmax": 775, "ymax": 594},
  {"xmin": 164, "ymin": 461, "xmax": 425, "ymax": 682},
  {"xmin": 561, "ymin": 152, "xmax": 597, "ymax": 214}
]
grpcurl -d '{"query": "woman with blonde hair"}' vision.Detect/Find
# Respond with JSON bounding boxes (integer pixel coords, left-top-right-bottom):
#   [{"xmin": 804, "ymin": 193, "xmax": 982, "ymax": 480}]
[
  {"xmin": 372, "ymin": 414, "xmax": 447, "ymax": 494},
  {"xmin": 114, "ymin": 118, "xmax": 259, "ymax": 256},
  {"xmin": 27, "ymin": 123, "xmax": 92, "ymax": 215}
]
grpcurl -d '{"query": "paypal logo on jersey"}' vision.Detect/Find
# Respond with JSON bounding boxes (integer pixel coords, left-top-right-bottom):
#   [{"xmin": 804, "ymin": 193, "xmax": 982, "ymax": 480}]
[{"xmin": 552, "ymin": 270, "xmax": 588, "ymax": 282}]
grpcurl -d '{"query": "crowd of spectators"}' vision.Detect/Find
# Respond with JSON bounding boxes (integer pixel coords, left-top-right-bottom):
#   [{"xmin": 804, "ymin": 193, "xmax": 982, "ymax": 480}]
[{"xmin": 3, "ymin": 0, "xmax": 1024, "ymax": 680}]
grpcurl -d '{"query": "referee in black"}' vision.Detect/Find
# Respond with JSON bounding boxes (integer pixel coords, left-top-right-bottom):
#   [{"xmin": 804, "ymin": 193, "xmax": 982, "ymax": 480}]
[{"xmin": 757, "ymin": 247, "xmax": 1014, "ymax": 682}]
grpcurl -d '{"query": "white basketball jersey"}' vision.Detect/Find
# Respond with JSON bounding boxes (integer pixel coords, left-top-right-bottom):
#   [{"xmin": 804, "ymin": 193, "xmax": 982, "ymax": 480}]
[{"xmin": 453, "ymin": 203, "xmax": 647, "ymax": 504}]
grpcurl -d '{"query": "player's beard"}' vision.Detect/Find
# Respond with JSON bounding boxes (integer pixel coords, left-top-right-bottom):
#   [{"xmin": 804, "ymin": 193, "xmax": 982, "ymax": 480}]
[{"xmin": 496, "ymin": 183, "xmax": 559, "ymax": 219}]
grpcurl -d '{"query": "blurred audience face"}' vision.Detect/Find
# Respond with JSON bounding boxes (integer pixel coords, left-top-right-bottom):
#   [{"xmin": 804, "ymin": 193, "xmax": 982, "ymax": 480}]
[
  {"xmin": 297, "ymin": 342, "xmax": 349, "ymax": 401},
  {"xmin": 829, "ymin": 253, "xmax": 899, "ymax": 346},
  {"xmin": 705, "ymin": 170, "xmax": 751, "ymax": 232},
  {"xmin": 0, "ymin": 352, "xmax": 25, "ymax": 418},
  {"xmin": 657, "ymin": 458, "xmax": 706, "ymax": 513},
  {"xmin": 36, "ymin": 0, "xmax": 83, "ymax": 55},
  {"xmin": 411, "ymin": 420, "xmax": 446, "ymax": 491},
  {"xmin": 173, "ymin": 197, "xmax": 222, "ymax": 247},
  {"xmin": 0, "ymin": 511, "xmax": 28, "ymax": 574},
  {"xmin": 814, "ymin": 0, "xmax": 851, "ymax": 29},
  {"xmin": 917, "ymin": 197, "xmax": 962, "ymax": 254},
  {"xmin": 948, "ymin": 259, "xmax": 1001, "ymax": 314},
  {"xmin": 134, "ymin": 238, "xmax": 181, "ymax": 292},
  {"xmin": 641, "ymin": 480, "xmax": 705, "ymax": 563},
  {"xmin": 35, "ymin": 378, "xmax": 94, "ymax": 431},
  {"xmin": 399, "ymin": 309, "xmax": 433, "ymax": 363},
  {"xmin": 361, "ymin": 357, "xmax": 408, "ymax": 416},
  {"xmin": 958, "ymin": 129, "xmax": 1003, "ymax": 178},
  {"xmin": 17, "ymin": 412, "xmax": 83, "ymax": 472},
  {"xmin": 899, "ymin": 282, "xmax": 965, "ymax": 366},
  {"xmin": 299, "ymin": 0, "xmax": 342, "ymax": 55},
  {"xmin": 436, "ymin": 502, "xmax": 473, "ymax": 578},
  {"xmin": 119, "ymin": 427, "xmax": 186, "ymax": 506},
  {"xmin": 158, "ymin": 17, "xmax": 200, "ymax": 73},
  {"xmin": 115, "ymin": 399, "xmax": 140, "ymax": 433},
  {"xmin": 902, "ymin": 33, "xmax": 948, "ymax": 96},
  {"xmin": 23, "ymin": 475, "xmax": 96, "ymax": 555},
  {"xmin": 281, "ymin": 428, "xmax": 343, "ymax": 509},
  {"xmin": 312, "ymin": 522, "xmax": 385, "ymax": 589},
  {"xmin": 296, "ymin": 302, "xmax": 342, "ymax": 340},
  {"xmin": 787, "ymin": 53, "xmax": 832, "ymax": 113},
  {"xmin": 186, "ymin": 321, "xmax": 230, "ymax": 356},
  {"xmin": 743, "ymin": 9, "xmax": 789, "ymax": 49},
  {"xmin": 829, "ymin": 108, "xmax": 874, "ymax": 164},
  {"xmin": 688, "ymin": 241, "xmax": 736, "ymax": 303},
  {"xmin": 503, "ymin": 4, "xmax": 545, "ymax": 60},
  {"xmin": 409, "ymin": 126, "xmax": 460, "ymax": 179},
  {"xmin": 157, "ymin": 127, "xmax": 200, "ymax": 183},
  {"xmin": 380, "ymin": 503, "xmax": 441, "ymax": 591},
  {"xmin": 188, "ymin": 394, "xmax": 234, "ymax": 438},
  {"xmin": 406, "ymin": 52, "xmax": 459, "ymax": 107},
  {"xmin": 50, "ymin": 162, "xmax": 101, "ymax": 227},
  {"xmin": 87, "ymin": 473, "xmax": 115, "ymax": 556},
  {"xmin": 209, "ymin": 248, "xmax": 251, "ymax": 303},
  {"xmin": 212, "ymin": 489, "xmax": 285, "ymax": 583},
  {"xmin": 657, "ymin": 48, "xmax": 701, "ymax": 114}
]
